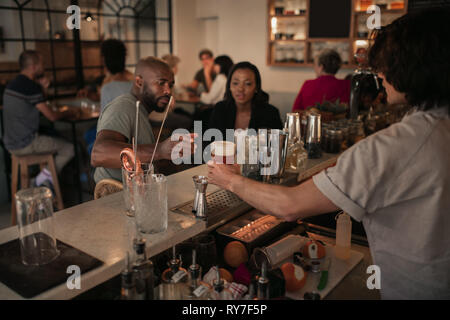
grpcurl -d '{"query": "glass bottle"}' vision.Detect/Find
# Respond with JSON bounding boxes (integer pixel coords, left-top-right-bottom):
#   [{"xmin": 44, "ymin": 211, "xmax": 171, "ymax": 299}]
[
  {"xmin": 161, "ymin": 246, "xmax": 189, "ymax": 300},
  {"xmin": 285, "ymin": 113, "xmax": 308, "ymax": 173},
  {"xmin": 184, "ymin": 249, "xmax": 212, "ymax": 300},
  {"xmin": 257, "ymin": 261, "xmax": 270, "ymax": 300},
  {"xmin": 132, "ymin": 238, "xmax": 157, "ymax": 300},
  {"xmin": 335, "ymin": 212, "xmax": 352, "ymax": 260},
  {"xmin": 121, "ymin": 252, "xmax": 137, "ymax": 300}
]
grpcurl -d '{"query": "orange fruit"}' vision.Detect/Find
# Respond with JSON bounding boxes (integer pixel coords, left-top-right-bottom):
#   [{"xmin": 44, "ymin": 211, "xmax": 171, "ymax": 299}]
[
  {"xmin": 223, "ymin": 241, "xmax": 248, "ymax": 268},
  {"xmin": 281, "ymin": 262, "xmax": 307, "ymax": 292}
]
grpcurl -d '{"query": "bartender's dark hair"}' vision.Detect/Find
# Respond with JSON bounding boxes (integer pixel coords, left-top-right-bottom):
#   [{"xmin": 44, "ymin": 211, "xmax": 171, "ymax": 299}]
[
  {"xmin": 369, "ymin": 9, "xmax": 450, "ymax": 112},
  {"xmin": 101, "ymin": 39, "xmax": 126, "ymax": 75},
  {"xmin": 224, "ymin": 61, "xmax": 269, "ymax": 106}
]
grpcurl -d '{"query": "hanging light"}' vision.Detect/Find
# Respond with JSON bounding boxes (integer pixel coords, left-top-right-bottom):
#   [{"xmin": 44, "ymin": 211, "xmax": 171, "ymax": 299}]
[{"xmin": 85, "ymin": 11, "xmax": 94, "ymax": 22}]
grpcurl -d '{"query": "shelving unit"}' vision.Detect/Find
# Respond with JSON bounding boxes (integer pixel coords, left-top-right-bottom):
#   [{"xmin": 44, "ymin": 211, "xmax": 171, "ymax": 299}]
[{"xmin": 267, "ymin": 0, "xmax": 408, "ymax": 68}]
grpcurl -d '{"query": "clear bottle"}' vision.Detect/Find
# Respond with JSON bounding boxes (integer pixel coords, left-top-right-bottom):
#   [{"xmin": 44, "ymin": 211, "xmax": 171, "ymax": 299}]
[
  {"xmin": 184, "ymin": 249, "xmax": 212, "ymax": 300},
  {"xmin": 132, "ymin": 238, "xmax": 157, "ymax": 300},
  {"xmin": 335, "ymin": 212, "xmax": 352, "ymax": 260},
  {"xmin": 161, "ymin": 246, "xmax": 189, "ymax": 300},
  {"xmin": 121, "ymin": 252, "xmax": 137, "ymax": 300}
]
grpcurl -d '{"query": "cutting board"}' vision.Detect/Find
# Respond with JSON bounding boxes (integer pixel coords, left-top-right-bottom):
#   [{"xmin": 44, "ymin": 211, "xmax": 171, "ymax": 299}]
[{"xmin": 282, "ymin": 244, "xmax": 363, "ymax": 300}]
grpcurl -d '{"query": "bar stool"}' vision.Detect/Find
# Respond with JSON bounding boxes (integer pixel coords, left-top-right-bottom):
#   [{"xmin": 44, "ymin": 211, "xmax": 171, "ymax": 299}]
[
  {"xmin": 10, "ymin": 152, "xmax": 64, "ymax": 225},
  {"xmin": 94, "ymin": 179, "xmax": 123, "ymax": 200}
]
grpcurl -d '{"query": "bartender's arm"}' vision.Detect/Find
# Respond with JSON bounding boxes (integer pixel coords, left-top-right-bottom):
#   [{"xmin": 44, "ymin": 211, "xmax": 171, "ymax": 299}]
[
  {"xmin": 91, "ymin": 130, "xmax": 195, "ymax": 168},
  {"xmin": 207, "ymin": 162, "xmax": 339, "ymax": 221}
]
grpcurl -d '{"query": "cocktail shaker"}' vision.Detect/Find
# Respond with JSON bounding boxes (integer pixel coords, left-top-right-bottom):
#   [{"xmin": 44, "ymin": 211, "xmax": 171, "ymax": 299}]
[
  {"xmin": 268, "ymin": 129, "xmax": 289, "ymax": 178},
  {"xmin": 284, "ymin": 113, "xmax": 301, "ymax": 144}
]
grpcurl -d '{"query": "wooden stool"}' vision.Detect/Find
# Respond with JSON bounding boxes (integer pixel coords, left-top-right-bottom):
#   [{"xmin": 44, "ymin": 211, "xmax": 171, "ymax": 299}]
[
  {"xmin": 11, "ymin": 152, "xmax": 64, "ymax": 225},
  {"xmin": 94, "ymin": 179, "xmax": 123, "ymax": 200}
]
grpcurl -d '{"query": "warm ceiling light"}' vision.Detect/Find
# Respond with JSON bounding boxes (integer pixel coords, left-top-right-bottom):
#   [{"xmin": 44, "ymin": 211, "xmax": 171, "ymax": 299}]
[{"xmin": 85, "ymin": 12, "xmax": 94, "ymax": 22}]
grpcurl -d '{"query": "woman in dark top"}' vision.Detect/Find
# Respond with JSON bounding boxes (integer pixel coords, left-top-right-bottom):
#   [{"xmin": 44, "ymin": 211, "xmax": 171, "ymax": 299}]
[{"xmin": 208, "ymin": 61, "xmax": 283, "ymax": 139}]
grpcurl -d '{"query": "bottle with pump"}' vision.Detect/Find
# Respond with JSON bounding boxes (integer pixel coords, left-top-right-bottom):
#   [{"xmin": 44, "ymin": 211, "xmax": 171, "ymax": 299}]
[
  {"xmin": 257, "ymin": 261, "xmax": 270, "ymax": 300},
  {"xmin": 184, "ymin": 249, "xmax": 211, "ymax": 300},
  {"xmin": 161, "ymin": 246, "xmax": 189, "ymax": 299},
  {"xmin": 132, "ymin": 238, "xmax": 157, "ymax": 300},
  {"xmin": 121, "ymin": 252, "xmax": 137, "ymax": 300},
  {"xmin": 335, "ymin": 212, "xmax": 352, "ymax": 260},
  {"xmin": 207, "ymin": 266, "xmax": 233, "ymax": 300}
]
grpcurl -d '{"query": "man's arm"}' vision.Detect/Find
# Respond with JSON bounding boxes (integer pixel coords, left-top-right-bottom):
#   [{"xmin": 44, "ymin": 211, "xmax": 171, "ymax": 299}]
[
  {"xmin": 207, "ymin": 162, "xmax": 339, "ymax": 222},
  {"xmin": 35, "ymin": 102, "xmax": 78, "ymax": 122},
  {"xmin": 91, "ymin": 130, "xmax": 196, "ymax": 169}
]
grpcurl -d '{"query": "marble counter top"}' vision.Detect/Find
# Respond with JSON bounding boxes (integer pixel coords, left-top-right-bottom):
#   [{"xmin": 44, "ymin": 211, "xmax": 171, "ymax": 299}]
[{"xmin": 0, "ymin": 165, "xmax": 217, "ymax": 300}]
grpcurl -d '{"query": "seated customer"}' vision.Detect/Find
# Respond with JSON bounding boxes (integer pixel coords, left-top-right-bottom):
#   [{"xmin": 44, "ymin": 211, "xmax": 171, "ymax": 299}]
[
  {"xmin": 91, "ymin": 57, "xmax": 194, "ymax": 183},
  {"xmin": 200, "ymin": 55, "xmax": 234, "ymax": 105},
  {"xmin": 3, "ymin": 50, "xmax": 75, "ymax": 186},
  {"xmin": 184, "ymin": 49, "xmax": 216, "ymax": 94},
  {"xmin": 292, "ymin": 49, "xmax": 350, "ymax": 111},
  {"xmin": 100, "ymin": 39, "xmax": 134, "ymax": 112},
  {"xmin": 208, "ymin": 61, "xmax": 283, "ymax": 138}
]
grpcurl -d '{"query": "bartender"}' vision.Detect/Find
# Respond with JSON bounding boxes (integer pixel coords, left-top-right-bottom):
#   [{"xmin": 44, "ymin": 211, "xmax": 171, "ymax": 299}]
[{"xmin": 207, "ymin": 9, "xmax": 450, "ymax": 300}]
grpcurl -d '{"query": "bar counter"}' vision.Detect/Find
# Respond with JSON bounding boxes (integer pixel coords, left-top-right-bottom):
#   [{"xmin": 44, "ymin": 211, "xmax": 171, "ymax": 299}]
[{"xmin": 0, "ymin": 154, "xmax": 378, "ymax": 300}]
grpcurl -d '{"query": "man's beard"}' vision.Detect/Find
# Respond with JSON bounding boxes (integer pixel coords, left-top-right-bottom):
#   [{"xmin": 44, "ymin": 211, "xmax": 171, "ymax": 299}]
[{"xmin": 141, "ymin": 85, "xmax": 168, "ymax": 113}]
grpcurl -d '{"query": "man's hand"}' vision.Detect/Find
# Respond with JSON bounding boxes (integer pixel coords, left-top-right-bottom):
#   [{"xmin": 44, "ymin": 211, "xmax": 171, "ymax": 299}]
[
  {"xmin": 207, "ymin": 161, "xmax": 241, "ymax": 191},
  {"xmin": 158, "ymin": 133, "xmax": 197, "ymax": 161},
  {"xmin": 38, "ymin": 76, "xmax": 50, "ymax": 89}
]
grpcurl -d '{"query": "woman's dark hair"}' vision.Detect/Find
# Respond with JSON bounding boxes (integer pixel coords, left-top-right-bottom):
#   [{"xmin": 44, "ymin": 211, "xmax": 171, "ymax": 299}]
[
  {"xmin": 224, "ymin": 61, "xmax": 269, "ymax": 106},
  {"xmin": 369, "ymin": 9, "xmax": 450, "ymax": 112},
  {"xmin": 317, "ymin": 49, "xmax": 342, "ymax": 75},
  {"xmin": 214, "ymin": 55, "xmax": 234, "ymax": 76},
  {"xmin": 101, "ymin": 39, "xmax": 127, "ymax": 75}
]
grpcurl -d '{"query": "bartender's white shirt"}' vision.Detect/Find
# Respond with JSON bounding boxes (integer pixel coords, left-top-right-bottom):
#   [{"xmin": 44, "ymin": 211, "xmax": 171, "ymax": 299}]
[{"xmin": 313, "ymin": 107, "xmax": 450, "ymax": 300}]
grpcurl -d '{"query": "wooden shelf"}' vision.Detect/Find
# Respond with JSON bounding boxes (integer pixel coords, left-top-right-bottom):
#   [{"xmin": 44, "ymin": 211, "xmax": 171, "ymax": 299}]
[
  {"xmin": 267, "ymin": 0, "xmax": 408, "ymax": 67},
  {"xmin": 354, "ymin": 9, "xmax": 405, "ymax": 14},
  {"xmin": 270, "ymin": 39, "xmax": 307, "ymax": 43},
  {"xmin": 270, "ymin": 13, "xmax": 307, "ymax": 18}
]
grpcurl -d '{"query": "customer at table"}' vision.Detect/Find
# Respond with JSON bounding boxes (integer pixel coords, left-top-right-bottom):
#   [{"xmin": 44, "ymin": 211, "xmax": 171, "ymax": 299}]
[
  {"xmin": 208, "ymin": 9, "xmax": 450, "ymax": 299},
  {"xmin": 2, "ymin": 50, "xmax": 76, "ymax": 187},
  {"xmin": 91, "ymin": 57, "xmax": 194, "ymax": 183},
  {"xmin": 100, "ymin": 39, "xmax": 134, "ymax": 112},
  {"xmin": 200, "ymin": 55, "xmax": 234, "ymax": 106},
  {"xmin": 208, "ymin": 61, "xmax": 283, "ymax": 138},
  {"xmin": 292, "ymin": 49, "xmax": 350, "ymax": 111},
  {"xmin": 184, "ymin": 49, "xmax": 216, "ymax": 94}
]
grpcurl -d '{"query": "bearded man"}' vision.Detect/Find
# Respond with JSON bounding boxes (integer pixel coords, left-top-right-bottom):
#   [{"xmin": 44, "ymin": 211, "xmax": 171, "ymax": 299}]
[{"xmin": 91, "ymin": 56, "xmax": 193, "ymax": 183}]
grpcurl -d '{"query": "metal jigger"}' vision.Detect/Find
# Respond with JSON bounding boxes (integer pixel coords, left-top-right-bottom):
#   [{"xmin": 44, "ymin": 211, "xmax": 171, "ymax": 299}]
[{"xmin": 192, "ymin": 175, "xmax": 208, "ymax": 220}]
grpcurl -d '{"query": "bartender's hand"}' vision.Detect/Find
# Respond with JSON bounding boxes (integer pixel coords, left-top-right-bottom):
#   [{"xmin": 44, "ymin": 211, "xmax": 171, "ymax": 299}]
[
  {"xmin": 207, "ymin": 161, "xmax": 241, "ymax": 191},
  {"xmin": 158, "ymin": 133, "xmax": 197, "ymax": 160}
]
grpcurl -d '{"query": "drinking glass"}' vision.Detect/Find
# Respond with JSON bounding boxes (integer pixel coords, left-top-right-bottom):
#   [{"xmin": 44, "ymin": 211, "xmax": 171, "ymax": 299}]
[
  {"xmin": 132, "ymin": 173, "xmax": 168, "ymax": 234},
  {"xmin": 122, "ymin": 163, "xmax": 153, "ymax": 217},
  {"xmin": 16, "ymin": 187, "xmax": 60, "ymax": 266}
]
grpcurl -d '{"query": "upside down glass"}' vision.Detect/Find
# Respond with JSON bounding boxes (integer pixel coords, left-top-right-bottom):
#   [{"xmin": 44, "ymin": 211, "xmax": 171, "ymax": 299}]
[
  {"xmin": 132, "ymin": 173, "xmax": 168, "ymax": 234},
  {"xmin": 122, "ymin": 163, "xmax": 153, "ymax": 217},
  {"xmin": 16, "ymin": 187, "xmax": 60, "ymax": 266}
]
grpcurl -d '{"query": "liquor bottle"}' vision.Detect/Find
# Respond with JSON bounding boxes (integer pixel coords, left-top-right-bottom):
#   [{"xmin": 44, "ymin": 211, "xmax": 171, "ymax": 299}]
[
  {"xmin": 161, "ymin": 246, "xmax": 189, "ymax": 300},
  {"xmin": 335, "ymin": 212, "xmax": 352, "ymax": 260},
  {"xmin": 132, "ymin": 238, "xmax": 157, "ymax": 300},
  {"xmin": 184, "ymin": 249, "xmax": 212, "ymax": 300},
  {"xmin": 121, "ymin": 252, "xmax": 137, "ymax": 300},
  {"xmin": 257, "ymin": 261, "xmax": 270, "ymax": 300}
]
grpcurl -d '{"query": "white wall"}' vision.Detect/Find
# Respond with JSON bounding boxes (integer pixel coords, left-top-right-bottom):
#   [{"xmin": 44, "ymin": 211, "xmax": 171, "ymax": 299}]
[{"xmin": 173, "ymin": 0, "xmax": 349, "ymax": 95}]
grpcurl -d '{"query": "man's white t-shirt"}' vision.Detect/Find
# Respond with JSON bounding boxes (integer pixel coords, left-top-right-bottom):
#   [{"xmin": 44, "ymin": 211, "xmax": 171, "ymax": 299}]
[{"xmin": 313, "ymin": 107, "xmax": 450, "ymax": 299}]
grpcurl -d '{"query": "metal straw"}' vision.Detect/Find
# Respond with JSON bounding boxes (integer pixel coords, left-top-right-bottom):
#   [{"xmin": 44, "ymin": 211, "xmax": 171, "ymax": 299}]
[
  {"xmin": 149, "ymin": 96, "xmax": 173, "ymax": 170},
  {"xmin": 134, "ymin": 101, "xmax": 140, "ymax": 172}
]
